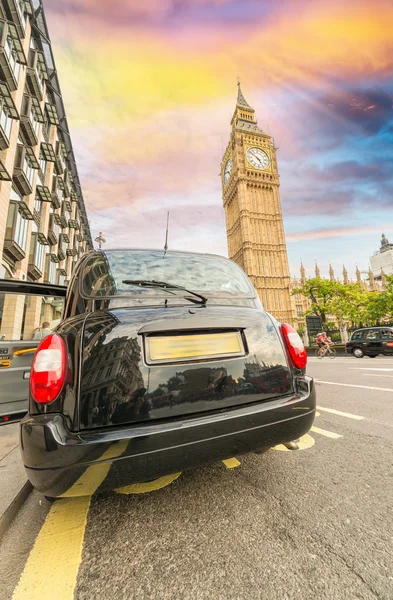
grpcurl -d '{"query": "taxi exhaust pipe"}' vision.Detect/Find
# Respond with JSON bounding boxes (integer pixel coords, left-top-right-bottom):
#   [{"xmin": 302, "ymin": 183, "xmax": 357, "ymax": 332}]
[{"xmin": 284, "ymin": 440, "xmax": 299, "ymax": 450}]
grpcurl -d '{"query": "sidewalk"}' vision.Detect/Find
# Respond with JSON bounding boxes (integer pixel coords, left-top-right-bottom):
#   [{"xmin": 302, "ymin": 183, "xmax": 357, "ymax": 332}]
[{"xmin": 0, "ymin": 423, "xmax": 31, "ymax": 540}]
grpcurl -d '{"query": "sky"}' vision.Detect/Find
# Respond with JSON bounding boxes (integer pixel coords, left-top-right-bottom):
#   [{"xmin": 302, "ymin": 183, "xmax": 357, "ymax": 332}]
[{"xmin": 43, "ymin": 0, "xmax": 393, "ymax": 281}]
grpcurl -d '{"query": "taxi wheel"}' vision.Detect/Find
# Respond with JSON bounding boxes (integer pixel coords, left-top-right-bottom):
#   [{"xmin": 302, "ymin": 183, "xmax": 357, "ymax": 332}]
[{"xmin": 353, "ymin": 348, "xmax": 364, "ymax": 358}]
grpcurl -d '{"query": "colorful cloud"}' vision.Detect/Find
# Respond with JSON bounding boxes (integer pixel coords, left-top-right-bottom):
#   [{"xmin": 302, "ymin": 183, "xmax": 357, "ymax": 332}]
[{"xmin": 44, "ymin": 0, "xmax": 393, "ymax": 279}]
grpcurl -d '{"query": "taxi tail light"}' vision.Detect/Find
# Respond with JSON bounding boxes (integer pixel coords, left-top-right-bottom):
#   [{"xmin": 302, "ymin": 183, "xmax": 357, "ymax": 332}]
[
  {"xmin": 30, "ymin": 334, "xmax": 67, "ymax": 404},
  {"xmin": 281, "ymin": 323, "xmax": 307, "ymax": 370}
]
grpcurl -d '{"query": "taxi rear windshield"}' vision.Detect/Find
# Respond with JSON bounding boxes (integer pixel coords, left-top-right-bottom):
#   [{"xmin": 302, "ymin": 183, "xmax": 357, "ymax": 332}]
[{"xmin": 81, "ymin": 250, "xmax": 255, "ymax": 298}]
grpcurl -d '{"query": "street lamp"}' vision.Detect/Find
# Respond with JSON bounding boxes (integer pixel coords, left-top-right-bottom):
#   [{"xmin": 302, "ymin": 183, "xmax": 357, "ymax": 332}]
[{"xmin": 95, "ymin": 232, "xmax": 106, "ymax": 250}]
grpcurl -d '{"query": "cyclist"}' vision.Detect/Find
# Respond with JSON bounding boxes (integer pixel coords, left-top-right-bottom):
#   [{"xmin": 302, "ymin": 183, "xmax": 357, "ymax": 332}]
[
  {"xmin": 320, "ymin": 332, "xmax": 333, "ymax": 351},
  {"xmin": 316, "ymin": 332, "xmax": 324, "ymax": 348}
]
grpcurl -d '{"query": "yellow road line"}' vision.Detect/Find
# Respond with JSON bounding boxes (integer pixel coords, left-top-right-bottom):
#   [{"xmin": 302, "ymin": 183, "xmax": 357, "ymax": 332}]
[
  {"xmin": 115, "ymin": 472, "xmax": 182, "ymax": 494},
  {"xmin": 273, "ymin": 433, "xmax": 315, "ymax": 451},
  {"xmin": 317, "ymin": 405, "xmax": 364, "ymax": 420},
  {"xmin": 12, "ymin": 496, "xmax": 91, "ymax": 600},
  {"xmin": 222, "ymin": 458, "xmax": 241, "ymax": 469},
  {"xmin": 311, "ymin": 425, "xmax": 342, "ymax": 439},
  {"xmin": 12, "ymin": 440, "xmax": 132, "ymax": 598},
  {"xmin": 60, "ymin": 439, "xmax": 129, "ymax": 498}
]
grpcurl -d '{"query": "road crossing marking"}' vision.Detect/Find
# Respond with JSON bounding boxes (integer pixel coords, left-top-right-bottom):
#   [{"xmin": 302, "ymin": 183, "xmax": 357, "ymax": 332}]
[
  {"xmin": 316, "ymin": 405, "xmax": 364, "ymax": 420},
  {"xmin": 12, "ymin": 497, "xmax": 91, "ymax": 600},
  {"xmin": 365, "ymin": 374, "xmax": 393, "ymax": 378},
  {"xmin": 310, "ymin": 425, "xmax": 342, "ymax": 439},
  {"xmin": 222, "ymin": 458, "xmax": 241, "ymax": 469},
  {"xmin": 315, "ymin": 380, "xmax": 393, "ymax": 392}
]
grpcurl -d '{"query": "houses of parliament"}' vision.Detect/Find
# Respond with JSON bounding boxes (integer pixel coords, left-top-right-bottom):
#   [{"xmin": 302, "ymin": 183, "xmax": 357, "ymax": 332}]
[{"xmin": 221, "ymin": 83, "xmax": 389, "ymax": 328}]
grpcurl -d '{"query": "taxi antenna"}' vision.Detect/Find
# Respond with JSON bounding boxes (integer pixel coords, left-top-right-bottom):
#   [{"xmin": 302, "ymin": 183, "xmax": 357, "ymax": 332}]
[{"xmin": 163, "ymin": 212, "xmax": 169, "ymax": 257}]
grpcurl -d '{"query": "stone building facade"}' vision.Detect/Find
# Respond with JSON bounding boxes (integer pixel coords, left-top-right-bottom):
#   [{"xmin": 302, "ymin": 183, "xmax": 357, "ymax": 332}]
[
  {"xmin": 0, "ymin": 0, "xmax": 92, "ymax": 341},
  {"xmin": 221, "ymin": 83, "xmax": 294, "ymax": 325},
  {"xmin": 370, "ymin": 233, "xmax": 393, "ymax": 280},
  {"xmin": 290, "ymin": 246, "xmax": 389, "ymax": 339}
]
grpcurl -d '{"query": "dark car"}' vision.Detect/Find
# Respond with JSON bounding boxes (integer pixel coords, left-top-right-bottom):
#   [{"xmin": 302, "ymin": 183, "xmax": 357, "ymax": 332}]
[
  {"xmin": 0, "ymin": 249, "xmax": 315, "ymax": 498},
  {"xmin": 346, "ymin": 327, "xmax": 393, "ymax": 358}
]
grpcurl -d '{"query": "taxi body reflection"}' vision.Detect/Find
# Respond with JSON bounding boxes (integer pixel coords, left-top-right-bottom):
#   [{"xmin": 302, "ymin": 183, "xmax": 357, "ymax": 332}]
[{"xmin": 0, "ymin": 249, "xmax": 316, "ymax": 498}]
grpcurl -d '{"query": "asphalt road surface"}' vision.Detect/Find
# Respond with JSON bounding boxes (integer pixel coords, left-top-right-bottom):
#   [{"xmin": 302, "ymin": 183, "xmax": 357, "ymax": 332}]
[{"xmin": 1, "ymin": 355, "xmax": 392, "ymax": 600}]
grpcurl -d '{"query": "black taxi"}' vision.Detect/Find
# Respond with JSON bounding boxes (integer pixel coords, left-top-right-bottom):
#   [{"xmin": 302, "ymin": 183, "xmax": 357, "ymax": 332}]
[
  {"xmin": 346, "ymin": 327, "xmax": 393, "ymax": 358},
  {"xmin": 0, "ymin": 249, "xmax": 316, "ymax": 498}
]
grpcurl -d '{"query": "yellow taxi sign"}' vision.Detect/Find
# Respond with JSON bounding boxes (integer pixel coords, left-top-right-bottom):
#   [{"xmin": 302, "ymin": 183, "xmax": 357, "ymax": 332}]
[{"xmin": 146, "ymin": 332, "xmax": 244, "ymax": 363}]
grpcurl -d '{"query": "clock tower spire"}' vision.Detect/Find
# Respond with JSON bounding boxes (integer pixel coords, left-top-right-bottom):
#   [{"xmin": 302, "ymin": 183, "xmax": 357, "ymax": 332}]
[{"xmin": 221, "ymin": 84, "xmax": 294, "ymax": 324}]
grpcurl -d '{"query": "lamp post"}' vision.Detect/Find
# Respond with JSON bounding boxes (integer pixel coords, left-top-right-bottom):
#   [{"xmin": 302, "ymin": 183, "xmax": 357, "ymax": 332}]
[{"xmin": 95, "ymin": 232, "xmax": 106, "ymax": 250}]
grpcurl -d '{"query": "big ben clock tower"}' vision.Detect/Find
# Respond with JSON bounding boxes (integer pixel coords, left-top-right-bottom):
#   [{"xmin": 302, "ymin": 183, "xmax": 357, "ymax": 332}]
[{"xmin": 221, "ymin": 83, "xmax": 294, "ymax": 324}]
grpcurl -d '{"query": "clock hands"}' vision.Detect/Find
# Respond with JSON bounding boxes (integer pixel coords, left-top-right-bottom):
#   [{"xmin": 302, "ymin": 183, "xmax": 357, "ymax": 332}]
[{"xmin": 248, "ymin": 148, "xmax": 269, "ymax": 169}]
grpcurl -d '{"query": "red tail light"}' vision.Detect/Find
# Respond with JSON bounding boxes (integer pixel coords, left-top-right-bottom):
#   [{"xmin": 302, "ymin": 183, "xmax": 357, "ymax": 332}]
[
  {"xmin": 281, "ymin": 323, "xmax": 307, "ymax": 370},
  {"xmin": 30, "ymin": 334, "xmax": 67, "ymax": 404}
]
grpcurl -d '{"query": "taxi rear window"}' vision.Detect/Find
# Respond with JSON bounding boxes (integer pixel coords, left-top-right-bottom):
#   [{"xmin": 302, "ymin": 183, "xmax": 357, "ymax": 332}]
[{"xmin": 81, "ymin": 250, "xmax": 255, "ymax": 299}]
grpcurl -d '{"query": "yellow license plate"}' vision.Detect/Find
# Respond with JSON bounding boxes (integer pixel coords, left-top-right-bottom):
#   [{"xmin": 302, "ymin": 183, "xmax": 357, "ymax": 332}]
[{"xmin": 146, "ymin": 332, "xmax": 244, "ymax": 363}]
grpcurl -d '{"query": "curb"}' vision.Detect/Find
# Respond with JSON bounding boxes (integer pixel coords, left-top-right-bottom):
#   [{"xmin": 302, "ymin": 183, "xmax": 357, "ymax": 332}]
[{"xmin": 0, "ymin": 480, "xmax": 33, "ymax": 542}]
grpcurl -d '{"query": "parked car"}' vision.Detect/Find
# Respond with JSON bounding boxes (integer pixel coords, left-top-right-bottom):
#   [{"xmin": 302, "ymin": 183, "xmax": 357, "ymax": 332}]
[
  {"xmin": 346, "ymin": 327, "xmax": 393, "ymax": 358},
  {"xmin": 0, "ymin": 249, "xmax": 316, "ymax": 498},
  {"xmin": 0, "ymin": 284, "xmax": 66, "ymax": 424}
]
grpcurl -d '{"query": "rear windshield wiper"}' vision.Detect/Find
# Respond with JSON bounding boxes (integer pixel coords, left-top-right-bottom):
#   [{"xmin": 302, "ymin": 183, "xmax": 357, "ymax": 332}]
[{"xmin": 122, "ymin": 279, "xmax": 207, "ymax": 305}]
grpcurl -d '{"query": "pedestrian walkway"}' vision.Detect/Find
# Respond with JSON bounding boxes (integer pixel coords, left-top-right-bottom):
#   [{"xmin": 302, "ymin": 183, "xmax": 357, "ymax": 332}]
[{"xmin": 0, "ymin": 424, "xmax": 30, "ymax": 540}]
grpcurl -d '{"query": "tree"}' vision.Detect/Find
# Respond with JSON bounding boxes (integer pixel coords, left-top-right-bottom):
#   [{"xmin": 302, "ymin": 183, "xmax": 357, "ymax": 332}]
[
  {"xmin": 293, "ymin": 276, "xmax": 393, "ymax": 337},
  {"xmin": 329, "ymin": 283, "xmax": 372, "ymax": 327},
  {"xmin": 365, "ymin": 275, "xmax": 393, "ymax": 324},
  {"xmin": 292, "ymin": 278, "xmax": 343, "ymax": 327}
]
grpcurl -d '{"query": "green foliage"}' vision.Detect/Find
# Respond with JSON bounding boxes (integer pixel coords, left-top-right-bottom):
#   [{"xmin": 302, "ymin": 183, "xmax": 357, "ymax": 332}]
[{"xmin": 293, "ymin": 276, "xmax": 393, "ymax": 327}]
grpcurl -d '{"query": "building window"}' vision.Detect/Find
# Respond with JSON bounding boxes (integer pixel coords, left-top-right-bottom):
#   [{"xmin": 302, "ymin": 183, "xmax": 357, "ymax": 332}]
[
  {"xmin": 34, "ymin": 239, "xmax": 45, "ymax": 271},
  {"xmin": 4, "ymin": 34, "xmax": 21, "ymax": 82},
  {"xmin": 0, "ymin": 97, "xmax": 12, "ymax": 142},
  {"xmin": 22, "ymin": 150, "xmax": 34, "ymax": 186},
  {"xmin": 44, "ymin": 253, "xmax": 56, "ymax": 284},
  {"xmin": 6, "ymin": 201, "xmax": 29, "ymax": 251},
  {"xmin": 42, "ymin": 120, "xmax": 51, "ymax": 140},
  {"xmin": 296, "ymin": 305, "xmax": 303, "ymax": 317},
  {"xmin": 294, "ymin": 293, "xmax": 301, "ymax": 300},
  {"xmin": 39, "ymin": 157, "xmax": 46, "ymax": 176},
  {"xmin": 15, "ymin": 0, "xmax": 27, "ymax": 31}
]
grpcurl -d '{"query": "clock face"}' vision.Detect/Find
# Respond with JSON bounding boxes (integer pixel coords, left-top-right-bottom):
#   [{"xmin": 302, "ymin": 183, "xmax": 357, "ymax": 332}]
[
  {"xmin": 246, "ymin": 147, "xmax": 270, "ymax": 170},
  {"xmin": 223, "ymin": 158, "xmax": 232, "ymax": 185}
]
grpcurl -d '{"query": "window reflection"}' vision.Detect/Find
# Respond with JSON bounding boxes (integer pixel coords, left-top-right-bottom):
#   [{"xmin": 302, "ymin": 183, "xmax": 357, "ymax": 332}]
[{"xmin": 82, "ymin": 250, "xmax": 254, "ymax": 299}]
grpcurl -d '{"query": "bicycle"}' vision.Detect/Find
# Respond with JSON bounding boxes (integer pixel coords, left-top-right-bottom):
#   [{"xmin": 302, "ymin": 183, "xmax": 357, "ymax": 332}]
[{"xmin": 315, "ymin": 345, "xmax": 336, "ymax": 359}]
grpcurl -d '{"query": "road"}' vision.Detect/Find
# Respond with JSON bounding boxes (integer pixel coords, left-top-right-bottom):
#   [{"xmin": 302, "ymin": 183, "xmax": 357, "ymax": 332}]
[{"xmin": 1, "ymin": 356, "xmax": 392, "ymax": 600}]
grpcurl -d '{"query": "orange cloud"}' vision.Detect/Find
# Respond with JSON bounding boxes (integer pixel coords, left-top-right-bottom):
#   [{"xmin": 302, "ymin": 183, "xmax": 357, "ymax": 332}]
[
  {"xmin": 49, "ymin": 3, "xmax": 393, "ymax": 129},
  {"xmin": 287, "ymin": 224, "xmax": 393, "ymax": 243}
]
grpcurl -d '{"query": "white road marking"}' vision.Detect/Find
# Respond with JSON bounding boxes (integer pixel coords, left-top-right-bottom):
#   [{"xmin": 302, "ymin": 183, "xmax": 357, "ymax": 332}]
[
  {"xmin": 315, "ymin": 380, "xmax": 393, "ymax": 392},
  {"xmin": 350, "ymin": 368, "xmax": 393, "ymax": 372},
  {"xmin": 365, "ymin": 374, "xmax": 393, "ymax": 378},
  {"xmin": 310, "ymin": 425, "xmax": 342, "ymax": 439},
  {"xmin": 308, "ymin": 358, "xmax": 392, "ymax": 363},
  {"xmin": 316, "ymin": 405, "xmax": 364, "ymax": 420}
]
